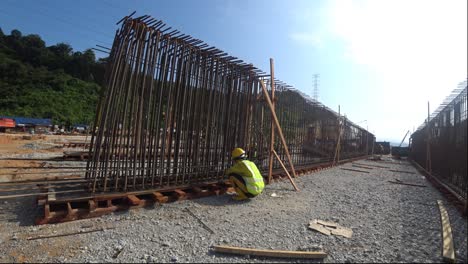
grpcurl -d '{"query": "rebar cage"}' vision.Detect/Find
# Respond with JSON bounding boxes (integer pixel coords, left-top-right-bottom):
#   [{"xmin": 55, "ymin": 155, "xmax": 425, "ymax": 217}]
[
  {"xmin": 85, "ymin": 15, "xmax": 374, "ymax": 193},
  {"xmin": 410, "ymin": 81, "xmax": 467, "ymax": 200}
]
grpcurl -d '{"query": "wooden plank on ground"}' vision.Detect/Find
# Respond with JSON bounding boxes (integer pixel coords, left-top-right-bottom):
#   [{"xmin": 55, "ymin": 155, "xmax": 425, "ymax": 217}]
[
  {"xmin": 437, "ymin": 200, "xmax": 456, "ymax": 263},
  {"xmin": 311, "ymin": 219, "xmax": 353, "ymax": 238},
  {"xmin": 352, "ymin": 164, "xmax": 373, "ymax": 170},
  {"xmin": 389, "ymin": 169, "xmax": 416, "ymax": 174},
  {"xmin": 330, "ymin": 227, "xmax": 353, "ymax": 238},
  {"xmin": 388, "ymin": 181, "xmax": 426, "ymax": 188},
  {"xmin": 308, "ymin": 222, "xmax": 331, "ymax": 236},
  {"xmin": 341, "ymin": 168, "xmax": 370, "ymax": 173},
  {"xmin": 214, "ymin": 245, "xmax": 327, "ymax": 259},
  {"xmin": 353, "ymin": 162, "xmax": 389, "ymax": 169},
  {"xmin": 315, "ymin": 220, "xmax": 339, "ymax": 228}
]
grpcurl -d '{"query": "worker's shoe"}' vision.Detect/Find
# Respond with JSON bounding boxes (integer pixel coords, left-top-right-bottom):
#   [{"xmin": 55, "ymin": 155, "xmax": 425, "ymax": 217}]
[
  {"xmin": 232, "ymin": 195, "xmax": 248, "ymax": 201},
  {"xmin": 232, "ymin": 188, "xmax": 248, "ymax": 201}
]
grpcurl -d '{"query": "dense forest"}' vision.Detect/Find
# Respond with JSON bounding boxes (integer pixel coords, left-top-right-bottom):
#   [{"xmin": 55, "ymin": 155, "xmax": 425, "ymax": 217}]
[{"xmin": 0, "ymin": 28, "xmax": 108, "ymax": 126}]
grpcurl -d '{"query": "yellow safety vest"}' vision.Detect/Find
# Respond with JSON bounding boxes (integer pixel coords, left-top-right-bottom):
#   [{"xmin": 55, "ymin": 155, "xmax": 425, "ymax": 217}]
[{"xmin": 226, "ymin": 160, "xmax": 265, "ymax": 195}]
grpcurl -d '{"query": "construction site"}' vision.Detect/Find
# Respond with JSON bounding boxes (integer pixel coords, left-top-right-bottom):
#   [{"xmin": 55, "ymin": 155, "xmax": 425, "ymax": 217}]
[{"xmin": 0, "ymin": 11, "xmax": 467, "ymax": 264}]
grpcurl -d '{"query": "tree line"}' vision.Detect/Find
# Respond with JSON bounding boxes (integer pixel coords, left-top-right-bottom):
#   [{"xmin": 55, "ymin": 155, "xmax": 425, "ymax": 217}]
[{"xmin": 0, "ymin": 28, "xmax": 108, "ymax": 126}]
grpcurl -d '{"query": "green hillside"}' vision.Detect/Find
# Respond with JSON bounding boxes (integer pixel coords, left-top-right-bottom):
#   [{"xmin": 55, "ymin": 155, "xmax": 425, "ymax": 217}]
[{"xmin": 0, "ymin": 28, "xmax": 107, "ymax": 126}]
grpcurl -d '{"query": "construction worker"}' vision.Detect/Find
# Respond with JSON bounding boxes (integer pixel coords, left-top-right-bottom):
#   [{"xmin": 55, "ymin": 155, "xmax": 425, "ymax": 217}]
[{"xmin": 225, "ymin": 148, "xmax": 265, "ymax": 201}]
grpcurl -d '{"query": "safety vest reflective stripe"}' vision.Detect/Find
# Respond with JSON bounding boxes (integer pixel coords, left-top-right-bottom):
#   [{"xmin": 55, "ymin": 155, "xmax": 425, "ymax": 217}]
[
  {"xmin": 244, "ymin": 177, "xmax": 263, "ymax": 183},
  {"xmin": 241, "ymin": 160, "xmax": 264, "ymax": 195}
]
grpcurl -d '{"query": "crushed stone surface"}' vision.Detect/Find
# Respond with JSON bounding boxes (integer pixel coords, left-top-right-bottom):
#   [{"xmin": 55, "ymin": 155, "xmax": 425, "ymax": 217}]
[{"xmin": 0, "ymin": 157, "xmax": 466, "ymax": 263}]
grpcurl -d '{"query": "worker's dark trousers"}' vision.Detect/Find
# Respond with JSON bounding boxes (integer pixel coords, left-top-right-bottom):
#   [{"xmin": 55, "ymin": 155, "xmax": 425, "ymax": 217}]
[{"xmin": 228, "ymin": 173, "xmax": 255, "ymax": 198}]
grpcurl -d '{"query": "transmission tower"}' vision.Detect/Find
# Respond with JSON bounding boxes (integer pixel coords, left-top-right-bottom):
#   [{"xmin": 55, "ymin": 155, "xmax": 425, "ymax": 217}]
[{"xmin": 313, "ymin": 74, "xmax": 319, "ymax": 101}]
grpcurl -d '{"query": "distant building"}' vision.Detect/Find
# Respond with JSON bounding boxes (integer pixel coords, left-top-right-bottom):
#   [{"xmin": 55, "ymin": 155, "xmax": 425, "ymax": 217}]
[
  {"xmin": 72, "ymin": 124, "xmax": 90, "ymax": 133},
  {"xmin": 0, "ymin": 117, "xmax": 15, "ymax": 133},
  {"xmin": 0, "ymin": 116, "xmax": 53, "ymax": 133}
]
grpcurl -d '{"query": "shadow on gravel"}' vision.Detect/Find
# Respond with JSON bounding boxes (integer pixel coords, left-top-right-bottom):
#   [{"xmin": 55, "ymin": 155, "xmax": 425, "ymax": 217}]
[
  {"xmin": 3, "ymin": 197, "xmax": 39, "ymax": 226},
  {"xmin": 192, "ymin": 194, "xmax": 252, "ymax": 207},
  {"xmin": 264, "ymin": 186, "xmax": 297, "ymax": 193}
]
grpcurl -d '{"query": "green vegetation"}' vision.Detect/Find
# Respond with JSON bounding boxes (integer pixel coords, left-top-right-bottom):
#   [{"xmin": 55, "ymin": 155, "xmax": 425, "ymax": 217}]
[{"xmin": 0, "ymin": 28, "xmax": 107, "ymax": 126}]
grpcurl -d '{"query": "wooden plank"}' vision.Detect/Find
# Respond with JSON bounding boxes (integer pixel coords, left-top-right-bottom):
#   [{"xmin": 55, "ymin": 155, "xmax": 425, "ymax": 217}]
[
  {"xmin": 268, "ymin": 58, "xmax": 276, "ymax": 184},
  {"xmin": 214, "ymin": 245, "xmax": 327, "ymax": 259},
  {"xmin": 353, "ymin": 162, "xmax": 389, "ymax": 169},
  {"xmin": 340, "ymin": 168, "xmax": 370, "ymax": 173},
  {"xmin": 152, "ymin": 192, "xmax": 168, "ymax": 203},
  {"xmin": 308, "ymin": 222, "xmax": 331, "ymax": 236},
  {"xmin": 272, "ymin": 150, "xmax": 299, "ymax": 191},
  {"xmin": 315, "ymin": 219, "xmax": 339, "ymax": 228},
  {"xmin": 389, "ymin": 169, "xmax": 416, "ymax": 174},
  {"xmin": 437, "ymin": 200, "xmax": 456, "ymax": 263},
  {"xmin": 388, "ymin": 181, "xmax": 426, "ymax": 188},
  {"xmin": 174, "ymin": 189, "xmax": 186, "ymax": 198},
  {"xmin": 333, "ymin": 118, "xmax": 343, "ymax": 165},
  {"xmin": 259, "ymin": 80, "xmax": 298, "ymax": 181},
  {"xmin": 310, "ymin": 219, "xmax": 353, "ymax": 238},
  {"xmin": 330, "ymin": 227, "xmax": 353, "ymax": 238},
  {"xmin": 352, "ymin": 164, "xmax": 373, "ymax": 170},
  {"xmin": 127, "ymin": 195, "xmax": 141, "ymax": 206}
]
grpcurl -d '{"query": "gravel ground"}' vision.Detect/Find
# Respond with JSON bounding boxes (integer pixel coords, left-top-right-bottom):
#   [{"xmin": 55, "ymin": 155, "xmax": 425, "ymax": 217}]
[{"xmin": 0, "ymin": 157, "xmax": 466, "ymax": 263}]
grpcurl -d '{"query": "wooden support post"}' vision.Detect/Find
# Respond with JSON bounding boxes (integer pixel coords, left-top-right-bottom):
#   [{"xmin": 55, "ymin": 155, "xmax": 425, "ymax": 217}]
[
  {"xmin": 272, "ymin": 150, "xmax": 299, "ymax": 191},
  {"xmin": 333, "ymin": 116, "xmax": 342, "ymax": 166},
  {"xmin": 259, "ymin": 79, "xmax": 299, "ymax": 186},
  {"xmin": 268, "ymin": 58, "xmax": 275, "ymax": 184}
]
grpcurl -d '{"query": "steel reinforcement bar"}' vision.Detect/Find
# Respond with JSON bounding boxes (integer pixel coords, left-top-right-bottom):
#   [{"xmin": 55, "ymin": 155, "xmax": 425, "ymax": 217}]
[
  {"xmin": 85, "ymin": 13, "xmax": 374, "ymax": 194},
  {"xmin": 410, "ymin": 80, "xmax": 467, "ymax": 213}
]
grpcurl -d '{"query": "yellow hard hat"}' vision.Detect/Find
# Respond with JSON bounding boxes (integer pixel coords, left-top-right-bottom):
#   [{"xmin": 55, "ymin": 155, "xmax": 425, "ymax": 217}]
[{"xmin": 231, "ymin": 148, "xmax": 246, "ymax": 160}]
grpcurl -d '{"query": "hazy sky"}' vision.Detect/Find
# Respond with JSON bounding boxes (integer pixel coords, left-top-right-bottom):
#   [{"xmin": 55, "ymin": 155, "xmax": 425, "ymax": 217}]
[{"xmin": 0, "ymin": 0, "xmax": 466, "ymax": 143}]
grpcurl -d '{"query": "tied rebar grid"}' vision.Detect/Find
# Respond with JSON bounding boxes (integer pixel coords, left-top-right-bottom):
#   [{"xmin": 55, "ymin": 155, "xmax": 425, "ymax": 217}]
[
  {"xmin": 410, "ymin": 81, "xmax": 467, "ymax": 200},
  {"xmin": 86, "ymin": 14, "xmax": 374, "ymax": 193}
]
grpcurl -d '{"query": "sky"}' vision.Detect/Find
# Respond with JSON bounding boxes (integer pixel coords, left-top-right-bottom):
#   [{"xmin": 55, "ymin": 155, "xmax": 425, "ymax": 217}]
[{"xmin": 0, "ymin": 0, "xmax": 466, "ymax": 143}]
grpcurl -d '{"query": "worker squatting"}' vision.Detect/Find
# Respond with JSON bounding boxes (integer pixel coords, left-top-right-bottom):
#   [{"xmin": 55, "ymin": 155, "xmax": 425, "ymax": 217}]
[{"xmin": 225, "ymin": 148, "xmax": 265, "ymax": 201}]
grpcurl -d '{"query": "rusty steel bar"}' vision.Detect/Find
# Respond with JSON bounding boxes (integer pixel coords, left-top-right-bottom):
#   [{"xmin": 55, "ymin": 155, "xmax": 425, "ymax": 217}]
[
  {"xmin": 85, "ymin": 14, "xmax": 374, "ymax": 193},
  {"xmin": 410, "ymin": 82, "xmax": 467, "ymax": 202}
]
